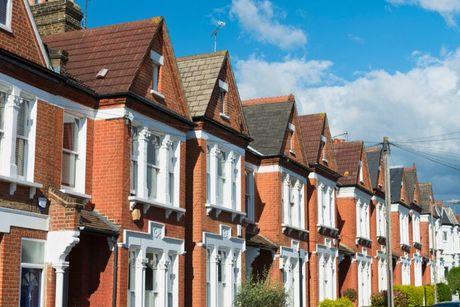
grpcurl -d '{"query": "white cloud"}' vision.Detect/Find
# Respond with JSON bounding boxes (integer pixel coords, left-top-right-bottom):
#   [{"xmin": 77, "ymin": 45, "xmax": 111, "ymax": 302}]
[
  {"xmin": 388, "ymin": 0, "xmax": 460, "ymax": 26},
  {"xmin": 236, "ymin": 50, "xmax": 460, "ymax": 199},
  {"xmin": 230, "ymin": 0, "xmax": 307, "ymax": 50},
  {"xmin": 347, "ymin": 33, "xmax": 365, "ymax": 45}
]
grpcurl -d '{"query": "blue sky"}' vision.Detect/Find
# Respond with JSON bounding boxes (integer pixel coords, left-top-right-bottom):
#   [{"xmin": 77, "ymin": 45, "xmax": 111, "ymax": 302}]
[{"xmin": 77, "ymin": 0, "xmax": 460, "ymax": 205}]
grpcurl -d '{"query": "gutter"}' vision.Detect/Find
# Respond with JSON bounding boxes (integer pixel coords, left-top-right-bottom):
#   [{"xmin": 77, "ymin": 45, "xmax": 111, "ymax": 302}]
[{"xmin": 192, "ymin": 115, "xmax": 253, "ymax": 142}]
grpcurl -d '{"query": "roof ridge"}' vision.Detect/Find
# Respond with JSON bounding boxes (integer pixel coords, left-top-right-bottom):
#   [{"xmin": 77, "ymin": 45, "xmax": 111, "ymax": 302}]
[
  {"xmin": 177, "ymin": 50, "xmax": 228, "ymax": 62},
  {"xmin": 44, "ymin": 17, "xmax": 163, "ymax": 39},
  {"xmin": 242, "ymin": 94, "xmax": 295, "ymax": 106}
]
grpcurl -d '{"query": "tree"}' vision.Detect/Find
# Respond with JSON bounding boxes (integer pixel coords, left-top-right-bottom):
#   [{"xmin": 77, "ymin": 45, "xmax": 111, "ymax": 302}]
[{"xmin": 447, "ymin": 267, "xmax": 460, "ymax": 296}]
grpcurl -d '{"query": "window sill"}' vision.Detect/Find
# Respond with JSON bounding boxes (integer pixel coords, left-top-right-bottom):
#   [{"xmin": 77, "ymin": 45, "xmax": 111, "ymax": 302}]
[
  {"xmin": 376, "ymin": 235, "xmax": 387, "ymax": 244},
  {"xmin": 219, "ymin": 112, "xmax": 230, "ymax": 120},
  {"xmin": 413, "ymin": 242, "xmax": 422, "ymax": 250},
  {"xmin": 205, "ymin": 204, "xmax": 245, "ymax": 222},
  {"xmin": 355, "ymin": 236, "xmax": 372, "ymax": 247},
  {"xmin": 129, "ymin": 196, "xmax": 185, "ymax": 220},
  {"xmin": 150, "ymin": 89, "xmax": 165, "ymax": 99},
  {"xmin": 60, "ymin": 187, "xmax": 91, "ymax": 202},
  {"xmin": 0, "ymin": 23, "xmax": 12, "ymax": 34},
  {"xmin": 316, "ymin": 224, "xmax": 339, "ymax": 238},
  {"xmin": 0, "ymin": 174, "xmax": 42, "ymax": 198},
  {"xmin": 282, "ymin": 223, "xmax": 308, "ymax": 239},
  {"xmin": 400, "ymin": 243, "xmax": 411, "ymax": 252}
]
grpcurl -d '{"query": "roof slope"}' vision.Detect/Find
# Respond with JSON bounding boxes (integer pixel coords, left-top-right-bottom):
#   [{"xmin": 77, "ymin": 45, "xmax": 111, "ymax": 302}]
[
  {"xmin": 390, "ymin": 167, "xmax": 404, "ymax": 203},
  {"xmin": 419, "ymin": 182, "xmax": 434, "ymax": 214},
  {"xmin": 177, "ymin": 51, "xmax": 227, "ymax": 117},
  {"xmin": 366, "ymin": 149, "xmax": 381, "ymax": 189},
  {"xmin": 242, "ymin": 100, "xmax": 294, "ymax": 156},
  {"xmin": 333, "ymin": 141, "xmax": 364, "ymax": 185},
  {"xmin": 404, "ymin": 167, "xmax": 417, "ymax": 204},
  {"xmin": 43, "ymin": 18, "xmax": 162, "ymax": 94}
]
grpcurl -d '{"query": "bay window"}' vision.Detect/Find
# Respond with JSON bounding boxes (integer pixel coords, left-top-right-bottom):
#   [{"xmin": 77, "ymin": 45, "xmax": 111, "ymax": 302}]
[
  {"xmin": 401, "ymin": 256, "xmax": 411, "ymax": 285},
  {"xmin": 399, "ymin": 209, "xmax": 410, "ymax": 246},
  {"xmin": 206, "ymin": 144, "xmax": 242, "ymax": 213},
  {"xmin": 20, "ymin": 239, "xmax": 45, "ymax": 307},
  {"xmin": 412, "ymin": 213, "xmax": 421, "ymax": 244},
  {"xmin": 318, "ymin": 246, "xmax": 337, "ymax": 302},
  {"xmin": 376, "ymin": 201, "xmax": 386, "ymax": 238},
  {"xmin": 204, "ymin": 226, "xmax": 243, "ymax": 307},
  {"xmin": 125, "ymin": 222, "xmax": 183, "ymax": 307},
  {"xmin": 377, "ymin": 251, "xmax": 387, "ymax": 291},
  {"xmin": 280, "ymin": 241, "xmax": 307, "ymax": 307},
  {"xmin": 129, "ymin": 127, "xmax": 181, "ymax": 211},
  {"xmin": 413, "ymin": 254, "xmax": 422, "ymax": 286},
  {"xmin": 357, "ymin": 255, "xmax": 372, "ymax": 307},
  {"xmin": 317, "ymin": 180, "xmax": 336, "ymax": 228},
  {"xmin": 0, "ymin": 84, "xmax": 38, "ymax": 187},
  {"xmin": 356, "ymin": 199, "xmax": 370, "ymax": 240},
  {"xmin": 282, "ymin": 173, "xmax": 305, "ymax": 230}
]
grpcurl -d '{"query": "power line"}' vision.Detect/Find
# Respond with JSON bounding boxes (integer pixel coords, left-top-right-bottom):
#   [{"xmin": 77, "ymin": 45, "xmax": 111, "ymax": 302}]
[{"xmin": 395, "ymin": 130, "xmax": 460, "ymax": 142}]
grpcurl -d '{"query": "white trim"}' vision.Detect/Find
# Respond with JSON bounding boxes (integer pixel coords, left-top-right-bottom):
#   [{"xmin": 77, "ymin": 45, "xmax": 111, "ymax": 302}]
[
  {"xmin": 0, "ymin": 206, "xmax": 49, "ymax": 233},
  {"xmin": 150, "ymin": 50, "xmax": 164, "ymax": 65},
  {"xmin": 308, "ymin": 172, "xmax": 336, "ymax": 186},
  {"xmin": 202, "ymin": 225, "xmax": 246, "ymax": 252},
  {"xmin": 187, "ymin": 130, "xmax": 245, "ymax": 156},
  {"xmin": 131, "ymin": 110, "xmax": 186, "ymax": 141},
  {"xmin": 0, "ymin": 0, "xmax": 12, "ymax": 33},
  {"xmin": 218, "ymin": 80, "xmax": 228, "ymax": 92},
  {"xmin": 150, "ymin": 89, "xmax": 166, "ymax": 99},
  {"xmin": 22, "ymin": 0, "xmax": 51, "ymax": 68},
  {"xmin": 247, "ymin": 145, "xmax": 263, "ymax": 156},
  {"xmin": 336, "ymin": 186, "xmax": 372, "ymax": 200},
  {"xmin": 60, "ymin": 188, "xmax": 91, "ymax": 200},
  {"xmin": 257, "ymin": 164, "xmax": 307, "ymax": 184},
  {"xmin": 128, "ymin": 195, "xmax": 185, "ymax": 220}
]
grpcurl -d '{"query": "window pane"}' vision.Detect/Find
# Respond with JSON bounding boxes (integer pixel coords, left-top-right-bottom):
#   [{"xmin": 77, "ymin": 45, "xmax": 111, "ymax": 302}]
[
  {"xmin": 169, "ymin": 172, "xmax": 174, "ymax": 204},
  {"xmin": 63, "ymin": 119, "xmax": 78, "ymax": 152},
  {"xmin": 20, "ymin": 268, "xmax": 42, "ymax": 307},
  {"xmin": 17, "ymin": 101, "xmax": 28, "ymax": 137},
  {"xmin": 0, "ymin": 0, "xmax": 7, "ymax": 26},
  {"xmin": 130, "ymin": 161, "xmax": 138, "ymax": 194},
  {"xmin": 16, "ymin": 137, "xmax": 27, "ymax": 177},
  {"xmin": 147, "ymin": 136, "xmax": 159, "ymax": 166},
  {"xmin": 147, "ymin": 166, "xmax": 158, "ymax": 199},
  {"xmin": 62, "ymin": 151, "xmax": 77, "ymax": 187},
  {"xmin": 0, "ymin": 92, "xmax": 5, "ymax": 132},
  {"xmin": 21, "ymin": 240, "xmax": 44, "ymax": 264}
]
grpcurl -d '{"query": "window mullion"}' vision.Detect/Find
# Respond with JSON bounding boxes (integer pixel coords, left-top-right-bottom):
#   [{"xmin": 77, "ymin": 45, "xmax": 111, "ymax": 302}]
[
  {"xmin": 1, "ymin": 90, "xmax": 20, "ymax": 177},
  {"xmin": 209, "ymin": 145, "xmax": 219, "ymax": 206},
  {"xmin": 159, "ymin": 135, "xmax": 171, "ymax": 204},
  {"xmin": 137, "ymin": 128, "xmax": 150, "ymax": 199},
  {"xmin": 224, "ymin": 151, "xmax": 233, "ymax": 209}
]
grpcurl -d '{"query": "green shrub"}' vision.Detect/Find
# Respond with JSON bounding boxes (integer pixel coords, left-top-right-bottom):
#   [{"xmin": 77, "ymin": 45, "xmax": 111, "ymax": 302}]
[
  {"xmin": 342, "ymin": 288, "xmax": 358, "ymax": 302},
  {"xmin": 370, "ymin": 291, "xmax": 386, "ymax": 306},
  {"xmin": 370, "ymin": 290, "xmax": 409, "ymax": 307},
  {"xmin": 319, "ymin": 297, "xmax": 354, "ymax": 307},
  {"xmin": 234, "ymin": 278, "xmax": 287, "ymax": 307},
  {"xmin": 437, "ymin": 282, "xmax": 453, "ymax": 302},
  {"xmin": 423, "ymin": 285, "xmax": 435, "ymax": 306},
  {"xmin": 394, "ymin": 285, "xmax": 424, "ymax": 306},
  {"xmin": 447, "ymin": 266, "xmax": 460, "ymax": 296}
]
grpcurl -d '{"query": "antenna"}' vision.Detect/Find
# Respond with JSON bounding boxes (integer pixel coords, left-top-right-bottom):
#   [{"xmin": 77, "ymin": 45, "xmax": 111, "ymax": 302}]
[
  {"xmin": 332, "ymin": 132, "xmax": 349, "ymax": 141},
  {"xmin": 212, "ymin": 21, "xmax": 226, "ymax": 52},
  {"xmin": 83, "ymin": 0, "xmax": 89, "ymax": 29}
]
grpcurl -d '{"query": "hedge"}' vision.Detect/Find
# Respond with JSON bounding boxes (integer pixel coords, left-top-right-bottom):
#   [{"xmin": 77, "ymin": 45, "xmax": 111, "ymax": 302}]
[
  {"xmin": 319, "ymin": 297, "xmax": 354, "ymax": 307},
  {"xmin": 394, "ymin": 285, "xmax": 424, "ymax": 306},
  {"xmin": 437, "ymin": 282, "xmax": 453, "ymax": 302},
  {"xmin": 447, "ymin": 267, "xmax": 460, "ymax": 296},
  {"xmin": 234, "ymin": 278, "xmax": 287, "ymax": 307},
  {"xmin": 370, "ymin": 284, "xmax": 450, "ymax": 307}
]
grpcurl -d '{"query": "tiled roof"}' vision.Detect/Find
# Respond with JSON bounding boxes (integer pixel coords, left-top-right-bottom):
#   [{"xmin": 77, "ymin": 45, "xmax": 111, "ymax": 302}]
[
  {"xmin": 333, "ymin": 141, "xmax": 363, "ymax": 185},
  {"xmin": 243, "ymin": 94, "xmax": 295, "ymax": 106},
  {"xmin": 177, "ymin": 51, "xmax": 227, "ymax": 117},
  {"xmin": 404, "ymin": 166, "xmax": 417, "ymax": 204},
  {"xmin": 242, "ymin": 100, "xmax": 293, "ymax": 156},
  {"xmin": 366, "ymin": 148, "xmax": 382, "ymax": 190},
  {"xmin": 79, "ymin": 209, "xmax": 119, "ymax": 234},
  {"xmin": 246, "ymin": 233, "xmax": 278, "ymax": 249},
  {"xmin": 442, "ymin": 206, "xmax": 459, "ymax": 225},
  {"xmin": 418, "ymin": 182, "xmax": 434, "ymax": 214},
  {"xmin": 390, "ymin": 167, "xmax": 404, "ymax": 203},
  {"xmin": 297, "ymin": 113, "xmax": 323, "ymax": 163},
  {"xmin": 43, "ymin": 18, "xmax": 162, "ymax": 94}
]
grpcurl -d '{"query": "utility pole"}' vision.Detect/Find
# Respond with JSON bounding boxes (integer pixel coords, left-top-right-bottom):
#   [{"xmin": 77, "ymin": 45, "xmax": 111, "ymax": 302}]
[
  {"xmin": 383, "ymin": 137, "xmax": 394, "ymax": 307},
  {"xmin": 431, "ymin": 197, "xmax": 438, "ymax": 304}
]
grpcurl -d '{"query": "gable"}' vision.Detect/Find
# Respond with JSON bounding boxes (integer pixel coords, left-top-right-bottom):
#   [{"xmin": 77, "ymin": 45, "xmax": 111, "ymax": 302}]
[
  {"xmin": 204, "ymin": 56, "xmax": 249, "ymax": 135},
  {"xmin": 130, "ymin": 21, "xmax": 190, "ymax": 119},
  {"xmin": 358, "ymin": 148, "xmax": 373, "ymax": 192},
  {"xmin": 280, "ymin": 106, "xmax": 307, "ymax": 165},
  {"xmin": 321, "ymin": 117, "xmax": 338, "ymax": 171},
  {"xmin": 0, "ymin": 0, "xmax": 49, "ymax": 67}
]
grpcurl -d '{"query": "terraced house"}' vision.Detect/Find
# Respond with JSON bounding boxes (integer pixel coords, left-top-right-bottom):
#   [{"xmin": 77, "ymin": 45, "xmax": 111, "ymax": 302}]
[{"xmin": 0, "ymin": 0, "xmax": 459, "ymax": 306}]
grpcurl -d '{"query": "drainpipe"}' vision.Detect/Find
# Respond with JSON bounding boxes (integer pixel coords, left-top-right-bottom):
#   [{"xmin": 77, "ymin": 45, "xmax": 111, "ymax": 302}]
[
  {"xmin": 299, "ymin": 251, "xmax": 303, "ymax": 307},
  {"xmin": 112, "ymin": 235, "xmax": 119, "ymax": 307}
]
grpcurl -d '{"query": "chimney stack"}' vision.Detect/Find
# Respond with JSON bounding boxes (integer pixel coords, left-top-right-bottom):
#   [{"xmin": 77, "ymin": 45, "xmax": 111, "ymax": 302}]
[{"xmin": 29, "ymin": 0, "xmax": 83, "ymax": 37}]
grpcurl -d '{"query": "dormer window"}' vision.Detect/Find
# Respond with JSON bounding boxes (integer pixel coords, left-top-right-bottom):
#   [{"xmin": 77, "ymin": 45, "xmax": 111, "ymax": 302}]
[
  {"xmin": 288, "ymin": 123, "xmax": 295, "ymax": 155},
  {"xmin": 218, "ymin": 80, "xmax": 229, "ymax": 120},
  {"xmin": 0, "ymin": 0, "xmax": 12, "ymax": 31},
  {"xmin": 150, "ymin": 50, "xmax": 164, "ymax": 97}
]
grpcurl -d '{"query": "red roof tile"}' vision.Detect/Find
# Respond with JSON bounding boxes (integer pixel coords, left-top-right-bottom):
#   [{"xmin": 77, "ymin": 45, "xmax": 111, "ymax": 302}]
[
  {"xmin": 43, "ymin": 18, "xmax": 162, "ymax": 94},
  {"xmin": 333, "ymin": 140, "xmax": 363, "ymax": 185},
  {"xmin": 242, "ymin": 94, "xmax": 295, "ymax": 106}
]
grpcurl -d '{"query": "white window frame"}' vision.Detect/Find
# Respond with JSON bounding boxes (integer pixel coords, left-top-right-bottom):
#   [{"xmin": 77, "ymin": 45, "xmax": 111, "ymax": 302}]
[
  {"xmin": 203, "ymin": 225, "xmax": 244, "ymax": 307},
  {"xmin": 282, "ymin": 173, "xmax": 305, "ymax": 230},
  {"xmin": 356, "ymin": 199, "xmax": 370, "ymax": 240},
  {"xmin": 129, "ymin": 127, "xmax": 182, "ymax": 214},
  {"xmin": 316, "ymin": 177, "xmax": 336, "ymax": 229},
  {"xmin": 358, "ymin": 160, "xmax": 364, "ymax": 183},
  {"xmin": 0, "ymin": 0, "xmax": 13, "ymax": 32},
  {"xmin": 19, "ymin": 238, "xmax": 45, "ymax": 307},
  {"xmin": 150, "ymin": 50, "xmax": 164, "ymax": 98},
  {"xmin": 376, "ymin": 199, "xmax": 387, "ymax": 238},
  {"xmin": 0, "ymin": 84, "xmax": 38, "ymax": 185},
  {"xmin": 412, "ymin": 212, "xmax": 421, "ymax": 244},
  {"xmin": 288, "ymin": 123, "xmax": 295, "ymax": 154},
  {"xmin": 206, "ymin": 143, "xmax": 242, "ymax": 213},
  {"xmin": 413, "ymin": 253, "xmax": 422, "ymax": 286},
  {"xmin": 317, "ymin": 245, "xmax": 337, "ymax": 303},
  {"xmin": 61, "ymin": 112, "xmax": 87, "ymax": 195},
  {"xmin": 356, "ymin": 252, "xmax": 372, "ymax": 307},
  {"xmin": 218, "ymin": 80, "xmax": 229, "ymax": 120},
  {"xmin": 401, "ymin": 256, "xmax": 411, "ymax": 285},
  {"xmin": 124, "ymin": 221, "xmax": 184, "ymax": 307},
  {"xmin": 377, "ymin": 251, "xmax": 388, "ymax": 291},
  {"xmin": 280, "ymin": 240, "xmax": 307, "ymax": 307}
]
